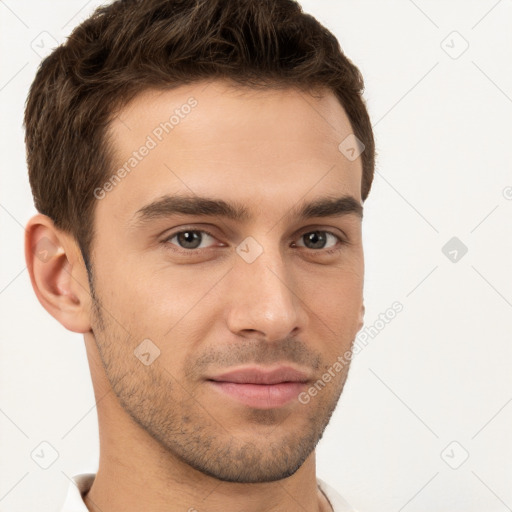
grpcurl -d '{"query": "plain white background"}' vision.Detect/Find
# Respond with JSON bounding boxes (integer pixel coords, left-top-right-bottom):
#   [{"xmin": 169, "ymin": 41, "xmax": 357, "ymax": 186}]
[{"xmin": 1, "ymin": 1, "xmax": 511, "ymax": 511}]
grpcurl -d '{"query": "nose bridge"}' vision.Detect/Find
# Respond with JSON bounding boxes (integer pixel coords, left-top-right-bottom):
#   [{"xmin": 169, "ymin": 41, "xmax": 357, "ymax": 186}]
[{"xmin": 226, "ymin": 235, "xmax": 305, "ymax": 339}]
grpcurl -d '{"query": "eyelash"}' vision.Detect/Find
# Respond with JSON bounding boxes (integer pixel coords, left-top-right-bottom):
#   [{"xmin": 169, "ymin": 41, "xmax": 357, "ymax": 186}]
[{"xmin": 162, "ymin": 228, "xmax": 347, "ymax": 256}]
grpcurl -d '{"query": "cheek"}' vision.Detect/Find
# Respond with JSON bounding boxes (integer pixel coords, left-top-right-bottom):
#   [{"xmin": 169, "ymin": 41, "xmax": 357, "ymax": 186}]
[
  {"xmin": 99, "ymin": 253, "xmax": 208, "ymax": 322},
  {"xmin": 314, "ymin": 285, "xmax": 362, "ymax": 328},
  {"xmin": 299, "ymin": 266, "xmax": 363, "ymax": 344},
  {"xmin": 140, "ymin": 265, "xmax": 225, "ymax": 322},
  {"xmin": 123, "ymin": 267, "xmax": 222, "ymax": 358},
  {"xmin": 300, "ymin": 259, "xmax": 363, "ymax": 307}
]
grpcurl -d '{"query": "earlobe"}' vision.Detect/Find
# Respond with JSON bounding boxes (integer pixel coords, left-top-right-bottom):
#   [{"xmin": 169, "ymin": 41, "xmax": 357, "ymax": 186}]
[{"xmin": 24, "ymin": 214, "xmax": 92, "ymax": 334}]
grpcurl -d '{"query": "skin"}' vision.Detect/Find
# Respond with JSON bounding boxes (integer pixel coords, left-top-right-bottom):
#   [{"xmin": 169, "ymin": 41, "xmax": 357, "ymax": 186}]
[{"xmin": 25, "ymin": 80, "xmax": 365, "ymax": 512}]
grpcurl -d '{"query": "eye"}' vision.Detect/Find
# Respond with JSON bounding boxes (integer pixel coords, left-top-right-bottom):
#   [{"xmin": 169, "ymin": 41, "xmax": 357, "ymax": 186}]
[
  {"xmin": 162, "ymin": 227, "xmax": 346, "ymax": 256},
  {"xmin": 294, "ymin": 230, "xmax": 344, "ymax": 253},
  {"xmin": 163, "ymin": 229, "xmax": 219, "ymax": 252}
]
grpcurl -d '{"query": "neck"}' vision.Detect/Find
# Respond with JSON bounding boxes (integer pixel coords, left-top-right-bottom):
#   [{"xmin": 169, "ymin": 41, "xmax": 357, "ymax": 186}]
[
  {"xmin": 82, "ymin": 336, "xmax": 333, "ymax": 512},
  {"xmin": 83, "ymin": 418, "xmax": 332, "ymax": 512}
]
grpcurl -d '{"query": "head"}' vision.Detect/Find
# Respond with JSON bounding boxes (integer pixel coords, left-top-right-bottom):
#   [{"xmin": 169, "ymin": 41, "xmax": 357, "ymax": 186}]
[{"xmin": 24, "ymin": 0, "xmax": 374, "ymax": 483}]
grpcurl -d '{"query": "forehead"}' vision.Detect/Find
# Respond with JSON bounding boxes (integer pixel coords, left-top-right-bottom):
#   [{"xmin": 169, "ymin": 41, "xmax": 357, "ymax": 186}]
[{"xmin": 99, "ymin": 80, "xmax": 362, "ymax": 228}]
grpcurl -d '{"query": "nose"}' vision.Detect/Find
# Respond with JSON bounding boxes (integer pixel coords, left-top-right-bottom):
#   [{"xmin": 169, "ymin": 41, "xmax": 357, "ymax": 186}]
[{"xmin": 225, "ymin": 242, "xmax": 308, "ymax": 342}]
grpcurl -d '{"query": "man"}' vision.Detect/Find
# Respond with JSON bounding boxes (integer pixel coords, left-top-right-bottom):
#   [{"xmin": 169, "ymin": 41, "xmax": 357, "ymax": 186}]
[{"xmin": 24, "ymin": 0, "xmax": 375, "ymax": 510}]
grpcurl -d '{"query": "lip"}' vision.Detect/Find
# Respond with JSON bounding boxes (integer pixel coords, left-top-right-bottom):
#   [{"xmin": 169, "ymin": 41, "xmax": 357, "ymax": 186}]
[
  {"xmin": 208, "ymin": 365, "xmax": 311, "ymax": 385},
  {"xmin": 206, "ymin": 365, "xmax": 310, "ymax": 409}
]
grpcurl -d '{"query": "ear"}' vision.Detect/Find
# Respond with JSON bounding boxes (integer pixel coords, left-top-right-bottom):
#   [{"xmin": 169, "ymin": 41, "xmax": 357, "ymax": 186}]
[
  {"xmin": 358, "ymin": 301, "xmax": 365, "ymax": 331},
  {"xmin": 24, "ymin": 214, "xmax": 92, "ymax": 333}
]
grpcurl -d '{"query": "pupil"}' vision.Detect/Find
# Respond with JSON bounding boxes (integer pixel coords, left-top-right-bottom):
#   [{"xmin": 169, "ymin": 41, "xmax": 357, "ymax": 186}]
[
  {"xmin": 306, "ymin": 231, "xmax": 326, "ymax": 249},
  {"xmin": 179, "ymin": 231, "xmax": 201, "ymax": 249}
]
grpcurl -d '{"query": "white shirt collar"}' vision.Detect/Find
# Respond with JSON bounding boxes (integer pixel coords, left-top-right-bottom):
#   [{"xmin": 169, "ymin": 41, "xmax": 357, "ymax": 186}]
[
  {"xmin": 317, "ymin": 477, "xmax": 359, "ymax": 512},
  {"xmin": 60, "ymin": 473, "xmax": 95, "ymax": 512},
  {"xmin": 60, "ymin": 473, "xmax": 357, "ymax": 512}
]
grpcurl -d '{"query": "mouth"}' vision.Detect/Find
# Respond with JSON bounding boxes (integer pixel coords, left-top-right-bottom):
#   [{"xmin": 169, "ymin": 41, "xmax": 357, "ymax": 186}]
[{"xmin": 206, "ymin": 365, "xmax": 311, "ymax": 409}]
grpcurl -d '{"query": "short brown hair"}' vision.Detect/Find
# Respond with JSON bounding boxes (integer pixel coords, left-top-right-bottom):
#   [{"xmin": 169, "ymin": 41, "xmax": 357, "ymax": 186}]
[{"xmin": 24, "ymin": 0, "xmax": 375, "ymax": 276}]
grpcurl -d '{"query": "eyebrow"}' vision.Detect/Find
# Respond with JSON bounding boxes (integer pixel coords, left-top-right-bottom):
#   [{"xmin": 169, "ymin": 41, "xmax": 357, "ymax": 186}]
[{"xmin": 130, "ymin": 193, "xmax": 363, "ymax": 227}]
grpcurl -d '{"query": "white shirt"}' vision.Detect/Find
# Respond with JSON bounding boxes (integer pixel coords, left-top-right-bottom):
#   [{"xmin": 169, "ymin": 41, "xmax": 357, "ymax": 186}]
[{"xmin": 60, "ymin": 473, "xmax": 358, "ymax": 512}]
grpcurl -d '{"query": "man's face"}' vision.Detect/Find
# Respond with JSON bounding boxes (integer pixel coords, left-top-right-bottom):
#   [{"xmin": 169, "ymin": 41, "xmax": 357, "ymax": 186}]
[{"xmin": 88, "ymin": 80, "xmax": 364, "ymax": 483}]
